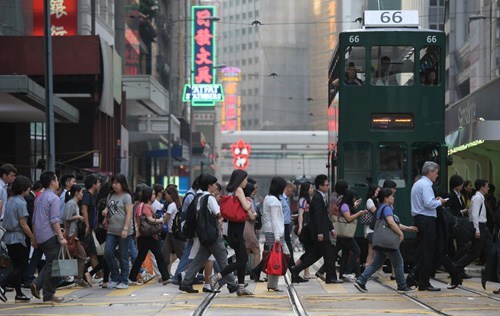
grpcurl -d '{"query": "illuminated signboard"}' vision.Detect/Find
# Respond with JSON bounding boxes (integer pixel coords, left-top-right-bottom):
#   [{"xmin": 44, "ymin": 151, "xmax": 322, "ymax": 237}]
[
  {"xmin": 182, "ymin": 84, "xmax": 224, "ymax": 102},
  {"xmin": 231, "ymin": 139, "xmax": 251, "ymax": 170},
  {"xmin": 33, "ymin": 0, "xmax": 78, "ymax": 36},
  {"xmin": 371, "ymin": 113, "xmax": 414, "ymax": 130},
  {"xmin": 221, "ymin": 67, "xmax": 241, "ymax": 132},
  {"xmin": 183, "ymin": 5, "xmax": 220, "ymax": 106}
]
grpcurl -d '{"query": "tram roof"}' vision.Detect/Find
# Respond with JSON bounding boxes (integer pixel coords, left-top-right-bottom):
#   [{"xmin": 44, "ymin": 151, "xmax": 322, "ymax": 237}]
[{"xmin": 340, "ymin": 28, "xmax": 443, "ymax": 34}]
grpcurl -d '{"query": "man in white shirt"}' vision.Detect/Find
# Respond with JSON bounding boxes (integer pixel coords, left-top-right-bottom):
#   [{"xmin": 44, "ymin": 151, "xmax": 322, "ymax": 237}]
[
  {"xmin": 455, "ymin": 179, "xmax": 492, "ymax": 274},
  {"xmin": 0, "ymin": 163, "xmax": 17, "ymax": 221}
]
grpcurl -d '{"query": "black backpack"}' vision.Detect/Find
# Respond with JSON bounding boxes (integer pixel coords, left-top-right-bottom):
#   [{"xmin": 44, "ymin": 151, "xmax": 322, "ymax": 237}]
[
  {"xmin": 196, "ymin": 195, "xmax": 219, "ymax": 247},
  {"xmin": 254, "ymin": 202, "xmax": 263, "ymax": 230},
  {"xmin": 172, "ymin": 193, "xmax": 203, "ymax": 241}
]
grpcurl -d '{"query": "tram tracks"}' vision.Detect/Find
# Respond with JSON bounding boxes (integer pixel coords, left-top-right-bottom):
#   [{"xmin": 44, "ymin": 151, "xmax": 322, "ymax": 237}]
[
  {"xmin": 431, "ymin": 276, "xmax": 500, "ymax": 302},
  {"xmin": 192, "ymin": 275, "xmax": 308, "ymax": 316}
]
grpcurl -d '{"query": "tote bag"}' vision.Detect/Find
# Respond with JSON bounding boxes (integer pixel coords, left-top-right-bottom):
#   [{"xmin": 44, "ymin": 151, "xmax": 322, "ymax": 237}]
[
  {"xmin": 261, "ymin": 242, "xmax": 288, "ymax": 276},
  {"xmin": 52, "ymin": 247, "xmax": 78, "ymax": 277},
  {"xmin": 333, "ymin": 213, "xmax": 357, "ymax": 238},
  {"xmin": 371, "ymin": 206, "xmax": 400, "ymax": 250}
]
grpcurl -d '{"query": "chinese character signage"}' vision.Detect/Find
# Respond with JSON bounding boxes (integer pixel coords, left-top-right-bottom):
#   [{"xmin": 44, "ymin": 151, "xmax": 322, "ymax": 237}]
[
  {"xmin": 231, "ymin": 139, "xmax": 251, "ymax": 170},
  {"xmin": 221, "ymin": 67, "xmax": 241, "ymax": 131},
  {"xmin": 183, "ymin": 5, "xmax": 220, "ymax": 106},
  {"xmin": 33, "ymin": 0, "xmax": 78, "ymax": 36}
]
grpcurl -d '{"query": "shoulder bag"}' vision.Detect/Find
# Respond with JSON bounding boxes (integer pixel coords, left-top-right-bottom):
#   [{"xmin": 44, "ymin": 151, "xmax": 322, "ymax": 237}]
[
  {"xmin": 51, "ymin": 247, "xmax": 78, "ymax": 277},
  {"xmin": 138, "ymin": 203, "xmax": 163, "ymax": 237},
  {"xmin": 371, "ymin": 206, "xmax": 400, "ymax": 250},
  {"xmin": 220, "ymin": 195, "xmax": 248, "ymax": 223},
  {"xmin": 333, "ymin": 205, "xmax": 357, "ymax": 238},
  {"xmin": 261, "ymin": 241, "xmax": 289, "ymax": 276}
]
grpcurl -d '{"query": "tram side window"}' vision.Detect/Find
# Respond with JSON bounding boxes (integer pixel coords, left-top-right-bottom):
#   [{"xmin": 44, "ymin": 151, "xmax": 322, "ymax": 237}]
[
  {"xmin": 344, "ymin": 46, "xmax": 366, "ymax": 86},
  {"xmin": 371, "ymin": 46, "xmax": 415, "ymax": 86},
  {"xmin": 412, "ymin": 143, "xmax": 440, "ymax": 183},
  {"xmin": 377, "ymin": 143, "xmax": 408, "ymax": 188},
  {"xmin": 420, "ymin": 46, "xmax": 441, "ymax": 85},
  {"xmin": 343, "ymin": 142, "xmax": 372, "ymax": 187}
]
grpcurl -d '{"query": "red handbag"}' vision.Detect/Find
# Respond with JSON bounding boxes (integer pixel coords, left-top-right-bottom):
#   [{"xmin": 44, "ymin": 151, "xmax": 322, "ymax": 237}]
[
  {"xmin": 219, "ymin": 195, "xmax": 248, "ymax": 223},
  {"xmin": 262, "ymin": 242, "xmax": 288, "ymax": 276}
]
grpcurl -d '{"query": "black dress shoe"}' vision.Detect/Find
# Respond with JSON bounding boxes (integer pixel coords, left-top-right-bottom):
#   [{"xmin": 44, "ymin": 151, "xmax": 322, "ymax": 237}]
[
  {"xmin": 461, "ymin": 272, "xmax": 472, "ymax": 279},
  {"xmin": 493, "ymin": 288, "xmax": 500, "ymax": 294},
  {"xmin": 325, "ymin": 279, "xmax": 344, "ymax": 284},
  {"xmin": 295, "ymin": 276, "xmax": 309, "ymax": 283},
  {"xmin": 179, "ymin": 284, "xmax": 199, "ymax": 293},
  {"xmin": 447, "ymin": 282, "xmax": 461, "ymax": 289},
  {"xmin": 481, "ymin": 268, "xmax": 487, "ymax": 290},
  {"xmin": 418, "ymin": 286, "xmax": 441, "ymax": 292},
  {"xmin": 406, "ymin": 273, "xmax": 419, "ymax": 288},
  {"xmin": 267, "ymin": 287, "xmax": 284, "ymax": 292},
  {"xmin": 315, "ymin": 272, "xmax": 326, "ymax": 282}
]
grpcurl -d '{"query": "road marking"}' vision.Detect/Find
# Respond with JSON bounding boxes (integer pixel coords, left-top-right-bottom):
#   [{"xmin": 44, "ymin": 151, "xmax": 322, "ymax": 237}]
[
  {"xmin": 318, "ymin": 278, "xmax": 350, "ymax": 293},
  {"xmin": 106, "ymin": 282, "xmax": 161, "ymax": 297}
]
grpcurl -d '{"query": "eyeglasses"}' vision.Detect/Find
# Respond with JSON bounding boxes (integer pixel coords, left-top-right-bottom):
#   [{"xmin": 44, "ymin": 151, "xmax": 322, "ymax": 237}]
[{"xmin": 322, "ymin": 183, "xmax": 330, "ymax": 187}]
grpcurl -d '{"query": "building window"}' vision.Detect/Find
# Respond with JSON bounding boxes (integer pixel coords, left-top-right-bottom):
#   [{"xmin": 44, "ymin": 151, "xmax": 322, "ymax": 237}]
[
  {"xmin": 428, "ymin": 1, "xmax": 444, "ymax": 31},
  {"xmin": 248, "ymin": 42, "xmax": 253, "ymax": 49},
  {"xmin": 248, "ymin": 12, "xmax": 253, "ymax": 18},
  {"xmin": 254, "ymin": 88, "xmax": 259, "ymax": 95},
  {"xmin": 242, "ymin": 43, "xmax": 246, "ymax": 50},
  {"xmin": 242, "ymin": 59, "xmax": 246, "ymax": 65},
  {"xmin": 255, "ymin": 57, "xmax": 259, "ymax": 63},
  {"xmin": 242, "ymin": 13, "xmax": 246, "ymax": 19},
  {"xmin": 242, "ymin": 28, "xmax": 246, "ymax": 35},
  {"xmin": 248, "ymin": 104, "xmax": 252, "ymax": 110},
  {"xmin": 249, "ymin": 58, "xmax": 253, "ymax": 64},
  {"xmin": 255, "ymin": 41, "xmax": 259, "ymax": 48},
  {"xmin": 254, "ymin": 119, "xmax": 258, "ymax": 125}
]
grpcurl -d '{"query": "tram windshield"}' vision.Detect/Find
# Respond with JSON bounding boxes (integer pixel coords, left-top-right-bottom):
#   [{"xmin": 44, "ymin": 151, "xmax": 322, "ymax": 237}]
[
  {"xmin": 343, "ymin": 142, "xmax": 372, "ymax": 187},
  {"xmin": 371, "ymin": 46, "xmax": 415, "ymax": 86},
  {"xmin": 377, "ymin": 143, "xmax": 408, "ymax": 188}
]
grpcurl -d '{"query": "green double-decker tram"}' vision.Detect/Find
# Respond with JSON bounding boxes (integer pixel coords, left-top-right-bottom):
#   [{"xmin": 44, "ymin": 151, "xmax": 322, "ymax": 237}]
[{"xmin": 328, "ymin": 15, "xmax": 447, "ymax": 262}]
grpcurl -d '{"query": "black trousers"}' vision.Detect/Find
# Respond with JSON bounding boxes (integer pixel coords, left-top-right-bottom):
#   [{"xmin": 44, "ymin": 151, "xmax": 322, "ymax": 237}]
[
  {"xmin": 294, "ymin": 239, "xmax": 337, "ymax": 281},
  {"xmin": 456, "ymin": 223, "xmax": 492, "ymax": 269},
  {"xmin": 129, "ymin": 236, "xmax": 170, "ymax": 282},
  {"xmin": 284, "ymin": 224, "xmax": 295, "ymax": 268},
  {"xmin": 222, "ymin": 238, "xmax": 248, "ymax": 284},
  {"xmin": 1, "ymin": 243, "xmax": 29, "ymax": 295},
  {"xmin": 411, "ymin": 215, "xmax": 437, "ymax": 287}
]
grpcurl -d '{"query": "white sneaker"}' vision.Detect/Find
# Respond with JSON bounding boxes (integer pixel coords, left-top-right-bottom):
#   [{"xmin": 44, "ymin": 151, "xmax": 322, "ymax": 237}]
[
  {"xmin": 116, "ymin": 283, "xmax": 129, "ymax": 289},
  {"xmin": 107, "ymin": 281, "xmax": 118, "ymax": 289},
  {"xmin": 141, "ymin": 272, "xmax": 155, "ymax": 284},
  {"xmin": 128, "ymin": 280, "xmax": 143, "ymax": 286}
]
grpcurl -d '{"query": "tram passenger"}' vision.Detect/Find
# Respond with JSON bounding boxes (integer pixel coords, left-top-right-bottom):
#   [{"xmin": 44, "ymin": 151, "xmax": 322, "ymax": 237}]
[
  {"xmin": 373, "ymin": 56, "xmax": 399, "ymax": 86},
  {"xmin": 423, "ymin": 69, "xmax": 438, "ymax": 85},
  {"xmin": 354, "ymin": 188, "xmax": 417, "ymax": 293},
  {"xmin": 406, "ymin": 161, "xmax": 447, "ymax": 291},
  {"xmin": 344, "ymin": 62, "xmax": 363, "ymax": 86}
]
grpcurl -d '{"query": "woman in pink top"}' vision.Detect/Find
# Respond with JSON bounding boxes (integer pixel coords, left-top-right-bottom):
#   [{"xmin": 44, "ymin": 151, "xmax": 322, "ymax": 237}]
[{"xmin": 128, "ymin": 187, "xmax": 170, "ymax": 285}]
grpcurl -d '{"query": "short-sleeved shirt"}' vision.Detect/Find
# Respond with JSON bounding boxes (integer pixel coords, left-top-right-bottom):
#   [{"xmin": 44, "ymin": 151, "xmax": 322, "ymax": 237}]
[
  {"xmin": 135, "ymin": 202, "xmax": 158, "ymax": 239},
  {"xmin": 281, "ymin": 194, "xmax": 291, "ymax": 224},
  {"xmin": 81, "ymin": 191, "xmax": 97, "ymax": 229},
  {"xmin": 63, "ymin": 199, "xmax": 80, "ymax": 236},
  {"xmin": 298, "ymin": 197, "xmax": 310, "ymax": 224},
  {"xmin": 3, "ymin": 195, "xmax": 29, "ymax": 246},
  {"xmin": 340, "ymin": 203, "xmax": 351, "ymax": 217},
  {"xmin": 166, "ymin": 202, "xmax": 178, "ymax": 231},
  {"xmin": 376, "ymin": 203, "xmax": 400, "ymax": 224},
  {"xmin": 106, "ymin": 192, "xmax": 133, "ymax": 236}
]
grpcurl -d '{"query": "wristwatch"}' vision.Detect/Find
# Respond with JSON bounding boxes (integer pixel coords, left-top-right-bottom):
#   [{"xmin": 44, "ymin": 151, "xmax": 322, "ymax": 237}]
[{"xmin": 123, "ymin": 227, "xmax": 129, "ymax": 231}]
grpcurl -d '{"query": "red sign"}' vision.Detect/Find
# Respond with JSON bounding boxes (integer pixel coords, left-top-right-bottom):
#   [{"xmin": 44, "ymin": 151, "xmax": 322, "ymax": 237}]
[
  {"xmin": 33, "ymin": 0, "xmax": 78, "ymax": 36},
  {"xmin": 231, "ymin": 139, "xmax": 251, "ymax": 170},
  {"xmin": 192, "ymin": 6, "xmax": 216, "ymax": 84}
]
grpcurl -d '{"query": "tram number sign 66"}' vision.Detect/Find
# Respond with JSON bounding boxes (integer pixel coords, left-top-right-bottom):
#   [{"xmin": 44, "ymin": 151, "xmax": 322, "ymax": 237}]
[
  {"xmin": 349, "ymin": 35, "xmax": 360, "ymax": 43},
  {"xmin": 364, "ymin": 10, "xmax": 419, "ymax": 28},
  {"xmin": 426, "ymin": 36, "xmax": 438, "ymax": 43}
]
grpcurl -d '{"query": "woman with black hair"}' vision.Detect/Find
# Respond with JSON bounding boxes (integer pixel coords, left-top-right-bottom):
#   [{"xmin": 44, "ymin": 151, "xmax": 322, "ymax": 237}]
[
  {"xmin": 129, "ymin": 187, "xmax": 170, "ymax": 285},
  {"xmin": 296, "ymin": 181, "xmax": 314, "ymax": 279},
  {"xmin": 354, "ymin": 188, "xmax": 417, "ymax": 293},
  {"xmin": 62, "ymin": 184, "xmax": 90, "ymax": 288},
  {"xmin": 0, "ymin": 176, "xmax": 35, "ymax": 303},
  {"xmin": 338, "ymin": 189, "xmax": 367, "ymax": 279},
  {"xmin": 102, "ymin": 174, "xmax": 134, "ymax": 289},
  {"xmin": 210, "ymin": 169, "xmax": 255, "ymax": 296},
  {"xmin": 364, "ymin": 184, "xmax": 380, "ymax": 266},
  {"xmin": 243, "ymin": 178, "xmax": 260, "ymax": 275},
  {"xmin": 162, "ymin": 186, "xmax": 185, "ymax": 275},
  {"xmin": 262, "ymin": 176, "xmax": 289, "ymax": 291}
]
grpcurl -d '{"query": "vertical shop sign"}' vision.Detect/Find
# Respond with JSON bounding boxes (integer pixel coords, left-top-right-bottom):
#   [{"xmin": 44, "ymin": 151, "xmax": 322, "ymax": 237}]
[{"xmin": 33, "ymin": 0, "xmax": 78, "ymax": 36}]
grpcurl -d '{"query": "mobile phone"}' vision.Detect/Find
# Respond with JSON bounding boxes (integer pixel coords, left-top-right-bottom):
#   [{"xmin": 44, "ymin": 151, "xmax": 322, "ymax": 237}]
[{"xmin": 444, "ymin": 198, "xmax": 449, "ymax": 201}]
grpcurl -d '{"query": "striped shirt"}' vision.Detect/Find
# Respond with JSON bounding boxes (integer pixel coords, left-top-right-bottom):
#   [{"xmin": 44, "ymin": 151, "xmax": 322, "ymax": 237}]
[{"xmin": 33, "ymin": 189, "xmax": 61, "ymax": 244}]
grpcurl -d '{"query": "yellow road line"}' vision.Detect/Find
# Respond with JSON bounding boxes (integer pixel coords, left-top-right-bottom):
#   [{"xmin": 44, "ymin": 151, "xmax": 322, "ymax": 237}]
[
  {"xmin": 106, "ymin": 282, "xmax": 158, "ymax": 297},
  {"xmin": 318, "ymin": 278, "xmax": 350, "ymax": 293}
]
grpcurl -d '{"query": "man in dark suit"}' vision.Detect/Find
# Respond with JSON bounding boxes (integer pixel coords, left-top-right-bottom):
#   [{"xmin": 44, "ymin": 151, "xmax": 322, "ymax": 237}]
[
  {"xmin": 445, "ymin": 175, "xmax": 470, "ymax": 264},
  {"xmin": 291, "ymin": 174, "xmax": 341, "ymax": 283}
]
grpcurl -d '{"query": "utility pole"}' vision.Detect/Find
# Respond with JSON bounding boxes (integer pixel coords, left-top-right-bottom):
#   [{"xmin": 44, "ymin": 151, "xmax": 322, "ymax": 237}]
[{"xmin": 44, "ymin": 0, "xmax": 55, "ymax": 171}]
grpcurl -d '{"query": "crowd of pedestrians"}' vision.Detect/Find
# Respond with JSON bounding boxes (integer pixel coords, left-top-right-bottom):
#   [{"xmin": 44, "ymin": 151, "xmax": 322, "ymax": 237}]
[{"xmin": 1, "ymin": 160, "xmax": 500, "ymax": 305}]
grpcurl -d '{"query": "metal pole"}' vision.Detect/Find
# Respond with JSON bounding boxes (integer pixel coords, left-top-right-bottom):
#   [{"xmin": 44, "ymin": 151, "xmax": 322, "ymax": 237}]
[
  {"xmin": 187, "ymin": 0, "xmax": 193, "ymax": 183},
  {"xmin": 91, "ymin": 0, "xmax": 96, "ymax": 35},
  {"xmin": 44, "ymin": 0, "xmax": 55, "ymax": 171}
]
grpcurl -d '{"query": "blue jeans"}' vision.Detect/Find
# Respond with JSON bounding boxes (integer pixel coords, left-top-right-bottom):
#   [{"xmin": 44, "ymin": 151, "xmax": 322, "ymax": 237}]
[
  {"xmin": 174, "ymin": 239, "xmax": 193, "ymax": 278},
  {"xmin": 357, "ymin": 248, "xmax": 406, "ymax": 289},
  {"xmin": 104, "ymin": 234, "xmax": 132, "ymax": 284}
]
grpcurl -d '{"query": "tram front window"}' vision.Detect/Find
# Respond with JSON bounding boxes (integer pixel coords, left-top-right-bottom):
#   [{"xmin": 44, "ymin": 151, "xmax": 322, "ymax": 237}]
[
  {"xmin": 371, "ymin": 46, "xmax": 415, "ymax": 86},
  {"xmin": 377, "ymin": 143, "xmax": 407, "ymax": 188},
  {"xmin": 419, "ymin": 46, "xmax": 441, "ymax": 86},
  {"xmin": 412, "ymin": 143, "xmax": 441, "ymax": 183},
  {"xmin": 343, "ymin": 142, "xmax": 372, "ymax": 187}
]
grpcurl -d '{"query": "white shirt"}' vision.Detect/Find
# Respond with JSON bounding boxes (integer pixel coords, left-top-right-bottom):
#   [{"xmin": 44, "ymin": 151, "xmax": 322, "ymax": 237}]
[
  {"xmin": 151, "ymin": 200, "xmax": 163, "ymax": 212},
  {"xmin": 262, "ymin": 195, "xmax": 284, "ymax": 240},
  {"xmin": 469, "ymin": 191, "xmax": 487, "ymax": 233}
]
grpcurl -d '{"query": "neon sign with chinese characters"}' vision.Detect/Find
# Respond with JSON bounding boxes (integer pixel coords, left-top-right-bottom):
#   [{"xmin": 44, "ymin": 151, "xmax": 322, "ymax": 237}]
[
  {"xmin": 221, "ymin": 67, "xmax": 241, "ymax": 131},
  {"xmin": 231, "ymin": 139, "xmax": 251, "ymax": 170},
  {"xmin": 183, "ymin": 5, "xmax": 220, "ymax": 106},
  {"xmin": 33, "ymin": 0, "xmax": 78, "ymax": 36}
]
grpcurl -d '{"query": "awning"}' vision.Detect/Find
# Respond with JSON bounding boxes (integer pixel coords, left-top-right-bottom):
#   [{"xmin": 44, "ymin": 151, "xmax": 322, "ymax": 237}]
[{"xmin": 0, "ymin": 75, "xmax": 79, "ymax": 123}]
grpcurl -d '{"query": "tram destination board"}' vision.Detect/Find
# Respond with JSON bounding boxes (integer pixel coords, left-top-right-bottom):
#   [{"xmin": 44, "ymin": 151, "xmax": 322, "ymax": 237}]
[{"xmin": 370, "ymin": 113, "xmax": 414, "ymax": 130}]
